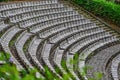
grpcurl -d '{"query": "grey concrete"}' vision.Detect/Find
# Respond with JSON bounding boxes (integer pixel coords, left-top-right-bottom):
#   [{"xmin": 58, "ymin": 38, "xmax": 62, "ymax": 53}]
[
  {"xmin": 86, "ymin": 44, "xmax": 120, "ymax": 80},
  {"xmin": 0, "ymin": 26, "xmax": 23, "ymax": 70}
]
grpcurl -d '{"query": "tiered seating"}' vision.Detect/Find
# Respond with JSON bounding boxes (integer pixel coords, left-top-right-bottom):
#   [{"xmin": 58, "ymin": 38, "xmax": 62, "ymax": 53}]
[
  {"xmin": 9, "ymin": 4, "xmax": 65, "ymax": 23},
  {"xmin": 0, "ymin": 19, "xmax": 9, "ymax": 32},
  {"xmin": 28, "ymin": 36, "xmax": 44, "ymax": 70},
  {"xmin": 30, "ymin": 12, "xmax": 82, "ymax": 33},
  {"xmin": 0, "ymin": 19, "xmax": 12, "ymax": 38},
  {"xmin": 111, "ymin": 52, "xmax": 120, "ymax": 80},
  {"xmin": 15, "ymin": 31, "xmax": 33, "ymax": 69},
  {"xmin": 59, "ymin": 33, "xmax": 117, "ymax": 78},
  {"xmin": 0, "ymin": 0, "xmax": 58, "ymax": 17},
  {"xmin": 78, "ymin": 36, "xmax": 118, "ymax": 71},
  {"xmin": 0, "ymin": 0, "xmax": 120, "ymax": 80},
  {"xmin": 0, "ymin": 0, "xmax": 63, "ymax": 78},
  {"xmin": 0, "ymin": 24, "xmax": 23, "ymax": 70},
  {"xmin": 49, "ymin": 26, "xmax": 104, "ymax": 77},
  {"xmin": 118, "ymin": 65, "xmax": 120, "ymax": 80},
  {"xmin": 86, "ymin": 44, "xmax": 120, "ymax": 80}
]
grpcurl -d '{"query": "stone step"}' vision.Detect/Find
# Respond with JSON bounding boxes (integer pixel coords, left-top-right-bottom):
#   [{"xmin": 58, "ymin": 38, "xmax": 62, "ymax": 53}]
[
  {"xmin": 15, "ymin": 31, "xmax": 33, "ymax": 69},
  {"xmin": 0, "ymin": 25, "xmax": 23, "ymax": 70}
]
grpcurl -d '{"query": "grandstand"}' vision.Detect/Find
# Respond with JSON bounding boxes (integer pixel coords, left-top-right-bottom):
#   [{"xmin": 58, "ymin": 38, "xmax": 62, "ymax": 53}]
[{"xmin": 0, "ymin": 0, "xmax": 120, "ymax": 80}]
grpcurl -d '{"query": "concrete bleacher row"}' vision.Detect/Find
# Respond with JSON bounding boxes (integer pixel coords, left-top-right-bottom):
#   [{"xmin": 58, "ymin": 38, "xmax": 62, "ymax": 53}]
[
  {"xmin": 0, "ymin": 0, "xmax": 120, "ymax": 80},
  {"xmin": 86, "ymin": 44, "xmax": 120, "ymax": 80},
  {"xmin": 111, "ymin": 52, "xmax": 120, "ymax": 80},
  {"xmin": 118, "ymin": 65, "xmax": 120, "ymax": 80},
  {"xmin": 0, "ymin": 0, "xmax": 58, "ymax": 11}
]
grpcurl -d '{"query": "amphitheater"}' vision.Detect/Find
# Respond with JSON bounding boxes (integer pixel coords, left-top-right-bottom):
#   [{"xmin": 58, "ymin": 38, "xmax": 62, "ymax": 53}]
[{"xmin": 0, "ymin": 0, "xmax": 120, "ymax": 80}]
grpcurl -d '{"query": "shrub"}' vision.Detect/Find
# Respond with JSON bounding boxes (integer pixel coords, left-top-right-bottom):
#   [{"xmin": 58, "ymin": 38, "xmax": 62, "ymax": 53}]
[
  {"xmin": 0, "ymin": 0, "xmax": 10, "ymax": 2},
  {"xmin": 72, "ymin": 0, "xmax": 120, "ymax": 27},
  {"xmin": 0, "ymin": 52, "xmax": 103, "ymax": 80}
]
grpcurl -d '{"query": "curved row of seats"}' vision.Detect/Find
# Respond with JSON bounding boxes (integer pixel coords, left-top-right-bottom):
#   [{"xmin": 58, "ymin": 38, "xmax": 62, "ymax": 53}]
[
  {"xmin": 111, "ymin": 52, "xmax": 120, "ymax": 80},
  {"xmin": 0, "ymin": 0, "xmax": 120, "ymax": 80},
  {"xmin": 118, "ymin": 65, "xmax": 120, "ymax": 80},
  {"xmin": 85, "ymin": 43, "xmax": 120, "ymax": 80},
  {"xmin": 0, "ymin": 25, "xmax": 23, "ymax": 70},
  {"xmin": 0, "ymin": 0, "xmax": 79, "ymax": 79}
]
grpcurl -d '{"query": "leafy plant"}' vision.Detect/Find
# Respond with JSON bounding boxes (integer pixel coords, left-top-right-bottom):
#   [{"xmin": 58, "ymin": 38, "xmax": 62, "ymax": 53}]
[
  {"xmin": 72, "ymin": 0, "xmax": 120, "ymax": 27},
  {"xmin": 0, "ymin": 0, "xmax": 10, "ymax": 2},
  {"xmin": 0, "ymin": 52, "xmax": 103, "ymax": 80}
]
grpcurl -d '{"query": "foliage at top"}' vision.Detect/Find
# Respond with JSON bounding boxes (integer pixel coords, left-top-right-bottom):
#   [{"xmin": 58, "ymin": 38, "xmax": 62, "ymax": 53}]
[{"xmin": 73, "ymin": 0, "xmax": 120, "ymax": 27}]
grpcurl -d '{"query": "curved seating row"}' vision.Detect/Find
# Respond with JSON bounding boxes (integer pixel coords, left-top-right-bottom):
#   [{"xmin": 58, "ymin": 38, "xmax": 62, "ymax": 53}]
[
  {"xmin": 0, "ymin": 0, "xmax": 58, "ymax": 12},
  {"xmin": 111, "ymin": 52, "xmax": 120, "ymax": 80},
  {"xmin": 85, "ymin": 43, "xmax": 120, "ymax": 80},
  {"xmin": 0, "ymin": 25, "xmax": 23, "ymax": 70},
  {"xmin": 0, "ymin": 0, "xmax": 120, "ymax": 80}
]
